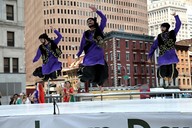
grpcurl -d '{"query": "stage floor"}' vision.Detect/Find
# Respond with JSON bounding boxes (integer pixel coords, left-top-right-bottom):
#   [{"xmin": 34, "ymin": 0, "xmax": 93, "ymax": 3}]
[
  {"xmin": 1, "ymin": 99, "xmax": 192, "ymax": 128},
  {"xmin": 0, "ymin": 98, "xmax": 192, "ymax": 117}
]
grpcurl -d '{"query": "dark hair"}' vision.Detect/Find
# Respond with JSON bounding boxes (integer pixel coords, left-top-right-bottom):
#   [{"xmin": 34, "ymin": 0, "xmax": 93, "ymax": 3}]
[
  {"xmin": 161, "ymin": 23, "xmax": 170, "ymax": 31},
  {"xmin": 87, "ymin": 17, "xmax": 97, "ymax": 23},
  {"xmin": 87, "ymin": 17, "xmax": 99, "ymax": 28},
  {"xmin": 85, "ymin": 17, "xmax": 102, "ymax": 39},
  {"xmin": 39, "ymin": 33, "xmax": 54, "ymax": 44},
  {"xmin": 65, "ymin": 81, "xmax": 71, "ymax": 85},
  {"xmin": 39, "ymin": 33, "xmax": 49, "ymax": 40},
  {"xmin": 13, "ymin": 94, "xmax": 19, "ymax": 97}
]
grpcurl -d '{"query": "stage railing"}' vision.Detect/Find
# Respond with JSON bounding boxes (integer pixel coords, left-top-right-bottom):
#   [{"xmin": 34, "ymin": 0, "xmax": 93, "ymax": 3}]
[
  {"xmin": 44, "ymin": 91, "xmax": 192, "ymax": 103},
  {"xmin": 74, "ymin": 91, "xmax": 192, "ymax": 101}
]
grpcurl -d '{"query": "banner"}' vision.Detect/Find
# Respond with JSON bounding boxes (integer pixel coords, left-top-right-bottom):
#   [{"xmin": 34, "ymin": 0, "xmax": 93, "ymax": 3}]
[{"xmin": 0, "ymin": 112, "xmax": 192, "ymax": 128}]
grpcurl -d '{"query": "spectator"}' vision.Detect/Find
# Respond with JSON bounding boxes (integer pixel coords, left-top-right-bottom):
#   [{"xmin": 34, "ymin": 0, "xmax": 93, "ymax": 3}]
[
  {"xmin": 22, "ymin": 93, "xmax": 31, "ymax": 104},
  {"xmin": 32, "ymin": 82, "xmax": 45, "ymax": 104},
  {"xmin": 63, "ymin": 81, "xmax": 75, "ymax": 102},
  {"xmin": 10, "ymin": 94, "xmax": 19, "ymax": 105},
  {"xmin": 16, "ymin": 93, "xmax": 23, "ymax": 104},
  {"xmin": 9, "ymin": 96, "xmax": 14, "ymax": 105},
  {"xmin": 28, "ymin": 93, "xmax": 34, "ymax": 104}
]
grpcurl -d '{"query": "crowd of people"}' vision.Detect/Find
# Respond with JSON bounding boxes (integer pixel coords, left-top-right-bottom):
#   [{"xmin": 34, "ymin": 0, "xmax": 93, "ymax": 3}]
[
  {"xmin": 9, "ymin": 93, "xmax": 32, "ymax": 105},
  {"xmin": 7, "ymin": 81, "xmax": 76, "ymax": 105}
]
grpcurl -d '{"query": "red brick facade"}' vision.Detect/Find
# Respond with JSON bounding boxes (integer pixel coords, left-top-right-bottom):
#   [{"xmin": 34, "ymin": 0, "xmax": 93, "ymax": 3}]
[{"xmin": 103, "ymin": 31, "xmax": 156, "ymax": 87}]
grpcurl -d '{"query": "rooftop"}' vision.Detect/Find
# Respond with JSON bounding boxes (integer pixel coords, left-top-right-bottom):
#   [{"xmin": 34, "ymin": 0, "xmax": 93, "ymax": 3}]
[{"xmin": 105, "ymin": 31, "xmax": 154, "ymax": 42}]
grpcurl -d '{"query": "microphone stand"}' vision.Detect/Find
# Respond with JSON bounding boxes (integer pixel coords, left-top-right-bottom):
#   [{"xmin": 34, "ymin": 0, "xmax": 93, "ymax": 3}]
[{"xmin": 53, "ymin": 98, "xmax": 56, "ymax": 115}]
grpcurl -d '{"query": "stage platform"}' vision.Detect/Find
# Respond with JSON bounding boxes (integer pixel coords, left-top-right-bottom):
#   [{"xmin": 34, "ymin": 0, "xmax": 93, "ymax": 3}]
[{"xmin": 0, "ymin": 99, "xmax": 192, "ymax": 128}]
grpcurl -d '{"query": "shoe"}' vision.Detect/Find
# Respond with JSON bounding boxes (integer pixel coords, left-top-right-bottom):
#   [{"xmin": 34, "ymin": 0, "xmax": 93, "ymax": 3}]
[
  {"xmin": 42, "ymin": 75, "xmax": 49, "ymax": 81},
  {"xmin": 50, "ymin": 71, "xmax": 57, "ymax": 80}
]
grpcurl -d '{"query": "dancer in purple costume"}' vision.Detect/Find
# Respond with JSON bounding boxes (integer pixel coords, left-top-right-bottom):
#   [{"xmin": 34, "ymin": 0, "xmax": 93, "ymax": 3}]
[
  {"xmin": 148, "ymin": 12, "xmax": 181, "ymax": 87},
  {"xmin": 33, "ymin": 26, "xmax": 62, "ymax": 81},
  {"xmin": 76, "ymin": 6, "xmax": 108, "ymax": 90}
]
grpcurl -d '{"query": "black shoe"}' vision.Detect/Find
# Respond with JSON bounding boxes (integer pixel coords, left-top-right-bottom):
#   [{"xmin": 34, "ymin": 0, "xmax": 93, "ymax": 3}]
[
  {"xmin": 50, "ymin": 72, "xmax": 57, "ymax": 80},
  {"xmin": 42, "ymin": 75, "xmax": 49, "ymax": 81},
  {"xmin": 57, "ymin": 70, "xmax": 61, "ymax": 76}
]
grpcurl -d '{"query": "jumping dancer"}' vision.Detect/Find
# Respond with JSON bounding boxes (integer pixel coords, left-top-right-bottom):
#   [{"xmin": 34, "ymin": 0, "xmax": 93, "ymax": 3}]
[
  {"xmin": 148, "ymin": 12, "xmax": 181, "ymax": 88},
  {"xmin": 76, "ymin": 6, "xmax": 108, "ymax": 92},
  {"xmin": 33, "ymin": 26, "xmax": 62, "ymax": 81}
]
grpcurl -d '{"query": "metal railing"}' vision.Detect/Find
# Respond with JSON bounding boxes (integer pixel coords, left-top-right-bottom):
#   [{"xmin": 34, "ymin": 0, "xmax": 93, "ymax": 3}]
[
  {"xmin": 44, "ymin": 91, "xmax": 192, "ymax": 103},
  {"xmin": 74, "ymin": 91, "xmax": 192, "ymax": 101}
]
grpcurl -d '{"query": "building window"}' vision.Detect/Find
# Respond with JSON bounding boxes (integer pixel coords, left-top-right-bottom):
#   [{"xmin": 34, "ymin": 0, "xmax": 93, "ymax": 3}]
[
  {"xmin": 7, "ymin": 31, "xmax": 14, "ymax": 46},
  {"xmin": 110, "ymin": 52, "xmax": 113, "ymax": 61},
  {"xmin": 141, "ymin": 66, "xmax": 144, "ymax": 74},
  {"xmin": 111, "ymin": 64, "xmax": 114, "ymax": 73},
  {"xmin": 178, "ymin": 79, "xmax": 181, "ymax": 85},
  {"xmin": 133, "ymin": 41, "xmax": 136, "ymax": 48},
  {"xmin": 141, "ymin": 53, "xmax": 145, "ymax": 61},
  {"xmin": 145, "ymin": 43, "xmax": 148, "ymax": 50},
  {"xmin": 4, "ymin": 58, "xmax": 10, "ymax": 73},
  {"xmin": 187, "ymin": 79, "xmax": 190, "ymax": 85},
  {"xmin": 140, "ymin": 41, "xmax": 143, "ymax": 49},
  {"xmin": 117, "ymin": 64, "xmax": 121, "ymax": 74},
  {"xmin": 117, "ymin": 52, "xmax": 120, "ymax": 60},
  {"xmin": 147, "ymin": 79, "xmax": 150, "ymax": 84},
  {"xmin": 134, "ymin": 78, "xmax": 138, "ymax": 85},
  {"xmin": 145, "ymin": 54, "xmax": 148, "ymax": 61},
  {"xmin": 126, "ymin": 65, "xmax": 130, "ymax": 74},
  {"xmin": 151, "ymin": 67, "xmax": 154, "ymax": 75},
  {"xmin": 118, "ymin": 78, "xmax": 121, "ymax": 86},
  {"xmin": 12, "ymin": 58, "xmax": 18, "ymax": 73},
  {"xmin": 125, "ymin": 40, "xmax": 129, "ymax": 48},
  {"xmin": 53, "ymin": 0, "xmax": 54, "ymax": 5},
  {"xmin": 58, "ymin": 18, "xmax": 60, "ymax": 23},
  {"xmin": 133, "ymin": 53, "xmax": 136, "ymax": 61},
  {"xmin": 116, "ymin": 40, "xmax": 120, "ymax": 48},
  {"xmin": 146, "ymin": 66, "xmax": 149, "ymax": 74},
  {"xmin": 141, "ymin": 77, "xmax": 145, "ymax": 84},
  {"xmin": 134, "ymin": 66, "xmax": 137, "ymax": 74},
  {"xmin": 152, "ymin": 79, "xmax": 155, "ymax": 87},
  {"xmin": 126, "ymin": 53, "xmax": 129, "ymax": 61},
  {"xmin": 105, "ymin": 53, "xmax": 108, "ymax": 61},
  {"xmin": 183, "ymin": 79, "xmax": 185, "ymax": 85},
  {"xmin": 6, "ymin": 5, "xmax": 14, "ymax": 20}
]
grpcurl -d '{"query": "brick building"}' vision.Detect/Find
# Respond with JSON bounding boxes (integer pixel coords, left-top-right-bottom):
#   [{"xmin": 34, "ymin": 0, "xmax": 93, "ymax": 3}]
[
  {"xmin": 175, "ymin": 45, "xmax": 191, "ymax": 90},
  {"xmin": 104, "ymin": 31, "xmax": 156, "ymax": 87},
  {"xmin": 176, "ymin": 39, "xmax": 192, "ymax": 90}
]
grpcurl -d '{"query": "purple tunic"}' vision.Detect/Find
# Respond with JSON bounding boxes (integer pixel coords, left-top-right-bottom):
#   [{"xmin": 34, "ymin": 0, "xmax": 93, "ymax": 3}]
[
  {"xmin": 148, "ymin": 15, "xmax": 181, "ymax": 66},
  {"xmin": 33, "ymin": 30, "xmax": 62, "ymax": 75},
  {"xmin": 76, "ymin": 10, "xmax": 107, "ymax": 66}
]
